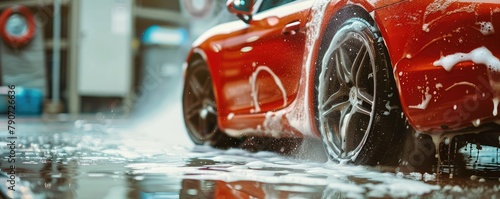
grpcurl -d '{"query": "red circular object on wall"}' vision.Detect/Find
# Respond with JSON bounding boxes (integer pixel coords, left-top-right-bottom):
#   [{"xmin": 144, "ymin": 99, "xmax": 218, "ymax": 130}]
[{"xmin": 0, "ymin": 5, "xmax": 36, "ymax": 48}]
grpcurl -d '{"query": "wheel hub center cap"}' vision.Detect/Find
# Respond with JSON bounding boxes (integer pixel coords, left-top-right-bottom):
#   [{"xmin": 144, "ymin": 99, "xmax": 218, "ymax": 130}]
[
  {"xmin": 349, "ymin": 87, "xmax": 357, "ymax": 105},
  {"xmin": 200, "ymin": 108, "xmax": 208, "ymax": 119},
  {"xmin": 200, "ymin": 99, "xmax": 215, "ymax": 119}
]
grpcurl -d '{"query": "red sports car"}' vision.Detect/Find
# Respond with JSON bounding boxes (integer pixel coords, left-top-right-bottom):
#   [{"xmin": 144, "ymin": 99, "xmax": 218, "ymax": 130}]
[{"xmin": 182, "ymin": 0, "xmax": 500, "ymax": 165}]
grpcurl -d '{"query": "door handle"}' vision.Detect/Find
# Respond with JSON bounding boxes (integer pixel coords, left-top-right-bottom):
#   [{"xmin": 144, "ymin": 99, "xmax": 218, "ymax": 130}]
[{"xmin": 282, "ymin": 21, "xmax": 300, "ymax": 35}]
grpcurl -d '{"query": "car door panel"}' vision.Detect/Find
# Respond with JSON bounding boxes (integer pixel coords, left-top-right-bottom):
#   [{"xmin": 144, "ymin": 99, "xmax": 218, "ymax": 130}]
[{"xmin": 220, "ymin": 0, "xmax": 313, "ymax": 115}]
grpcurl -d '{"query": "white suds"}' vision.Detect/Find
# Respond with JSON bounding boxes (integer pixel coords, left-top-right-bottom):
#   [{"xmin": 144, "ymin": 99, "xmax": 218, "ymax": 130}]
[
  {"xmin": 423, "ymin": 173, "xmax": 436, "ymax": 182},
  {"xmin": 444, "ymin": 82, "xmax": 480, "ymax": 92},
  {"xmin": 493, "ymin": 97, "xmax": 499, "ymax": 116},
  {"xmin": 284, "ymin": 0, "xmax": 328, "ymax": 136},
  {"xmin": 422, "ymin": 24, "xmax": 430, "ymax": 32},
  {"xmin": 433, "ymin": 46, "xmax": 500, "ymax": 72},
  {"xmin": 422, "ymin": 0, "xmax": 476, "ymax": 32},
  {"xmin": 428, "ymin": 133, "xmax": 444, "ymax": 161},
  {"xmin": 385, "ymin": 101, "xmax": 398, "ymax": 115},
  {"xmin": 249, "ymin": 66, "xmax": 288, "ymax": 113},
  {"xmin": 223, "ymin": 110, "xmax": 291, "ymax": 138},
  {"xmin": 409, "ymin": 87, "xmax": 432, "ymax": 110},
  {"xmin": 263, "ymin": 110, "xmax": 287, "ymax": 137},
  {"xmin": 476, "ymin": 21, "xmax": 495, "ymax": 36}
]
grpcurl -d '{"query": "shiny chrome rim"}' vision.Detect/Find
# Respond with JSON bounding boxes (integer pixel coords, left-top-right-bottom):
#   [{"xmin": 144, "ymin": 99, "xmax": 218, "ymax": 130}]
[
  {"xmin": 318, "ymin": 24, "xmax": 376, "ymax": 161},
  {"xmin": 183, "ymin": 65, "xmax": 218, "ymax": 142}
]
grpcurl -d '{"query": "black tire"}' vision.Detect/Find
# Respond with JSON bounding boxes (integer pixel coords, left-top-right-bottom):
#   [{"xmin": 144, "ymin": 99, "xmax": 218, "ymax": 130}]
[
  {"xmin": 314, "ymin": 17, "xmax": 404, "ymax": 165},
  {"xmin": 182, "ymin": 59, "xmax": 241, "ymax": 148}
]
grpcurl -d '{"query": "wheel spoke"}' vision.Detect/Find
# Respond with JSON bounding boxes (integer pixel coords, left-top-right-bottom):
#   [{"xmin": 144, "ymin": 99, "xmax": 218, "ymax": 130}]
[
  {"xmin": 335, "ymin": 52, "xmax": 346, "ymax": 84},
  {"xmin": 323, "ymin": 101, "xmax": 350, "ymax": 117},
  {"xmin": 354, "ymin": 102, "xmax": 371, "ymax": 116},
  {"xmin": 339, "ymin": 105, "xmax": 353, "ymax": 153},
  {"xmin": 322, "ymin": 89, "xmax": 348, "ymax": 109},
  {"xmin": 324, "ymin": 121, "xmax": 334, "ymax": 141},
  {"xmin": 186, "ymin": 101, "xmax": 203, "ymax": 119},
  {"xmin": 338, "ymin": 48, "xmax": 352, "ymax": 83},
  {"xmin": 202, "ymin": 77, "xmax": 212, "ymax": 96},
  {"xmin": 325, "ymin": 119, "xmax": 343, "ymax": 152},
  {"xmin": 357, "ymin": 89, "xmax": 374, "ymax": 105},
  {"xmin": 205, "ymin": 99, "xmax": 217, "ymax": 109},
  {"xmin": 342, "ymin": 104, "xmax": 369, "ymax": 154},
  {"xmin": 353, "ymin": 45, "xmax": 368, "ymax": 87},
  {"xmin": 189, "ymin": 75, "xmax": 204, "ymax": 98},
  {"xmin": 206, "ymin": 105, "xmax": 217, "ymax": 115}
]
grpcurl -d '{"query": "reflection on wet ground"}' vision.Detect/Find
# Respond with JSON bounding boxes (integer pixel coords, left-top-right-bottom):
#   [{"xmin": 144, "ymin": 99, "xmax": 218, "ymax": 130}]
[{"xmin": 1, "ymin": 116, "xmax": 500, "ymax": 198}]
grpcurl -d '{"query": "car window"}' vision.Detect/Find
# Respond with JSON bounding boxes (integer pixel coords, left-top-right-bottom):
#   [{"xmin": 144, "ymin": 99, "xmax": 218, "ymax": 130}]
[{"xmin": 257, "ymin": 0, "xmax": 297, "ymax": 13}]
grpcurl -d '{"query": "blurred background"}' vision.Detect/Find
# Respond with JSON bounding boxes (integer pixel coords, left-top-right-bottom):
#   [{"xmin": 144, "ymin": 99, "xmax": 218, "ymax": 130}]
[{"xmin": 0, "ymin": 0, "xmax": 235, "ymax": 118}]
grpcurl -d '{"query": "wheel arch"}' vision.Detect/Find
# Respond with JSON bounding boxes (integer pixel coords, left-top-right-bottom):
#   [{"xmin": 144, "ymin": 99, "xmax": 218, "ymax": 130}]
[
  {"xmin": 186, "ymin": 47, "xmax": 222, "ymax": 92},
  {"xmin": 319, "ymin": 5, "xmax": 376, "ymax": 59},
  {"xmin": 186, "ymin": 48, "xmax": 209, "ymax": 69}
]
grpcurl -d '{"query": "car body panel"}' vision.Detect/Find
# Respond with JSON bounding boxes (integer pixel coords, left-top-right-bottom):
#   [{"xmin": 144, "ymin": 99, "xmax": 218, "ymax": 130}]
[
  {"xmin": 184, "ymin": 0, "xmax": 500, "ymax": 137},
  {"xmin": 375, "ymin": 1, "xmax": 500, "ymax": 132}
]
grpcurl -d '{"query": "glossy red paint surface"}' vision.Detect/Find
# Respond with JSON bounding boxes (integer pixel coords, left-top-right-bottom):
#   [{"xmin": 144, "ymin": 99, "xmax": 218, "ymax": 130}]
[
  {"xmin": 185, "ymin": 0, "xmax": 500, "ymax": 136},
  {"xmin": 375, "ymin": 1, "xmax": 500, "ymax": 132}
]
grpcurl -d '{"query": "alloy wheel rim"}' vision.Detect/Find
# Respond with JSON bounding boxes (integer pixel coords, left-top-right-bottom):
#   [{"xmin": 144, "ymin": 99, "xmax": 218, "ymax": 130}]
[
  {"xmin": 184, "ymin": 66, "xmax": 218, "ymax": 141},
  {"xmin": 318, "ymin": 29, "xmax": 376, "ymax": 161}
]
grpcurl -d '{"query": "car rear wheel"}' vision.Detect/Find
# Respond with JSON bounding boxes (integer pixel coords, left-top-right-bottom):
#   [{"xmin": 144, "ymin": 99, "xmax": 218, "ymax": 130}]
[
  {"xmin": 182, "ymin": 59, "xmax": 241, "ymax": 148},
  {"xmin": 315, "ymin": 17, "xmax": 403, "ymax": 165}
]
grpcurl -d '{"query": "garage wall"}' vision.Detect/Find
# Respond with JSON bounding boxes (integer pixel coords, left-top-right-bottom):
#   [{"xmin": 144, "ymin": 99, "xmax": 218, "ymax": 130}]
[
  {"xmin": 77, "ymin": 0, "xmax": 132, "ymax": 97},
  {"xmin": 0, "ymin": 25, "xmax": 47, "ymax": 95}
]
